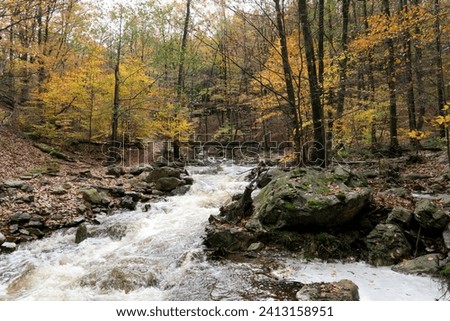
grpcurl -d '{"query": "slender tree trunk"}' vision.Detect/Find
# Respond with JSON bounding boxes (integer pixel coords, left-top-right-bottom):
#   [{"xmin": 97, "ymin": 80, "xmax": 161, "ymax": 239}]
[
  {"xmin": 362, "ymin": 0, "xmax": 375, "ymax": 96},
  {"xmin": 298, "ymin": 0, "xmax": 326, "ymax": 166},
  {"xmin": 401, "ymin": 0, "xmax": 417, "ymax": 141},
  {"xmin": 336, "ymin": 0, "xmax": 350, "ymax": 119},
  {"xmin": 110, "ymin": 14, "xmax": 123, "ymax": 165},
  {"xmin": 434, "ymin": 0, "xmax": 446, "ymax": 138},
  {"xmin": 318, "ymin": 0, "xmax": 325, "ymax": 89},
  {"xmin": 273, "ymin": 0, "xmax": 301, "ymax": 154},
  {"xmin": 174, "ymin": 0, "xmax": 191, "ymax": 160},
  {"xmin": 382, "ymin": 0, "xmax": 400, "ymax": 154},
  {"xmin": 411, "ymin": 0, "xmax": 426, "ymax": 130},
  {"xmin": 177, "ymin": 0, "xmax": 191, "ymax": 99}
]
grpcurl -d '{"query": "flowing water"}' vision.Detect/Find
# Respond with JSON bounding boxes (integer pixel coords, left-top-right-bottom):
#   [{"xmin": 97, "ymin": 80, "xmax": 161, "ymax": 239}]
[{"xmin": 0, "ymin": 165, "xmax": 447, "ymax": 301}]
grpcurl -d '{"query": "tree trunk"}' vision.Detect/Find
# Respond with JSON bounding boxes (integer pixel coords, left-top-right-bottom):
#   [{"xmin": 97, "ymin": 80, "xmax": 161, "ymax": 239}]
[
  {"xmin": 298, "ymin": 0, "xmax": 326, "ymax": 166},
  {"xmin": 174, "ymin": 0, "xmax": 191, "ymax": 160},
  {"xmin": 434, "ymin": 0, "xmax": 446, "ymax": 138},
  {"xmin": 110, "ymin": 13, "xmax": 123, "ymax": 165},
  {"xmin": 401, "ymin": 0, "xmax": 417, "ymax": 141},
  {"xmin": 273, "ymin": 0, "xmax": 301, "ymax": 154},
  {"xmin": 176, "ymin": 0, "xmax": 191, "ymax": 99},
  {"xmin": 382, "ymin": 0, "xmax": 400, "ymax": 154},
  {"xmin": 336, "ymin": 0, "xmax": 350, "ymax": 119},
  {"xmin": 318, "ymin": 0, "xmax": 325, "ymax": 89}
]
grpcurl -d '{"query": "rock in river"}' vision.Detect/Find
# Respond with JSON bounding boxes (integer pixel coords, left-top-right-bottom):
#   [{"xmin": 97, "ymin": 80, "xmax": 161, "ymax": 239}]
[
  {"xmin": 246, "ymin": 167, "xmax": 371, "ymax": 231},
  {"xmin": 366, "ymin": 224, "xmax": 411, "ymax": 266}
]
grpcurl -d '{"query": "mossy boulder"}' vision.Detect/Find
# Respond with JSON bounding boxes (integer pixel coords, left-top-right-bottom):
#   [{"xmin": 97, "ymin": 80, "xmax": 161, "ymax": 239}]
[
  {"xmin": 82, "ymin": 188, "xmax": 110, "ymax": 205},
  {"xmin": 246, "ymin": 167, "xmax": 371, "ymax": 231},
  {"xmin": 366, "ymin": 224, "xmax": 411, "ymax": 266},
  {"xmin": 414, "ymin": 199, "xmax": 450, "ymax": 233},
  {"xmin": 392, "ymin": 254, "xmax": 441, "ymax": 274}
]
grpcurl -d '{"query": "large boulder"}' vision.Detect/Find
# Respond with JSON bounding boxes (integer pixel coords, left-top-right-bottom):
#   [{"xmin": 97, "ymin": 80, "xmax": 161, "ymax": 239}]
[
  {"xmin": 366, "ymin": 224, "xmax": 411, "ymax": 266},
  {"xmin": 296, "ymin": 279, "xmax": 359, "ymax": 301},
  {"xmin": 204, "ymin": 225, "xmax": 257, "ymax": 254},
  {"xmin": 106, "ymin": 165, "xmax": 125, "ymax": 177},
  {"xmin": 414, "ymin": 199, "xmax": 450, "ymax": 233},
  {"xmin": 155, "ymin": 177, "xmax": 184, "ymax": 192},
  {"xmin": 246, "ymin": 167, "xmax": 371, "ymax": 231},
  {"xmin": 145, "ymin": 167, "xmax": 181, "ymax": 183},
  {"xmin": 386, "ymin": 206, "xmax": 413, "ymax": 228},
  {"xmin": 392, "ymin": 254, "xmax": 441, "ymax": 274},
  {"xmin": 82, "ymin": 188, "xmax": 110, "ymax": 205}
]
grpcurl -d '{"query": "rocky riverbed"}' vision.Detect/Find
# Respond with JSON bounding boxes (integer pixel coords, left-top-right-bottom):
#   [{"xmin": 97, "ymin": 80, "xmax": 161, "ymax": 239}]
[{"xmin": 0, "ymin": 163, "xmax": 194, "ymax": 252}]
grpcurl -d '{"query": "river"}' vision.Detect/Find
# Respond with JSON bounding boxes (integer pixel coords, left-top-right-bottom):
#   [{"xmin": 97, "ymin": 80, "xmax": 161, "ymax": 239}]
[{"xmin": 0, "ymin": 165, "xmax": 447, "ymax": 301}]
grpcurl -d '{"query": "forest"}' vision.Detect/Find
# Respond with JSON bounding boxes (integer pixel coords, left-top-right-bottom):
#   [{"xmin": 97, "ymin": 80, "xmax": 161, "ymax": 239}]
[{"xmin": 0, "ymin": 0, "xmax": 449, "ymax": 164}]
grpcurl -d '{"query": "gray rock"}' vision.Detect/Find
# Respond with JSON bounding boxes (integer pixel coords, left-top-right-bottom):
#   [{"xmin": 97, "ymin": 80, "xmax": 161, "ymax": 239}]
[
  {"xmin": 82, "ymin": 188, "xmax": 110, "ymax": 205},
  {"xmin": 120, "ymin": 196, "xmax": 137, "ymax": 210},
  {"xmin": 386, "ymin": 206, "xmax": 413, "ymax": 228},
  {"xmin": 106, "ymin": 165, "xmax": 125, "ymax": 177},
  {"xmin": 366, "ymin": 224, "xmax": 411, "ymax": 266},
  {"xmin": 19, "ymin": 228, "xmax": 30, "ymax": 235},
  {"xmin": 247, "ymin": 242, "xmax": 264, "ymax": 251},
  {"xmin": 28, "ymin": 228, "xmax": 45, "ymax": 237},
  {"xmin": 109, "ymin": 186, "xmax": 126, "ymax": 197},
  {"xmin": 392, "ymin": 254, "xmax": 441, "ymax": 274},
  {"xmin": 27, "ymin": 220, "xmax": 44, "ymax": 228},
  {"xmin": 77, "ymin": 205, "xmax": 87, "ymax": 214},
  {"xmin": 204, "ymin": 225, "xmax": 256, "ymax": 253},
  {"xmin": 3, "ymin": 180, "xmax": 25, "ymax": 188},
  {"xmin": 442, "ymin": 195, "xmax": 450, "ymax": 208},
  {"xmin": 21, "ymin": 194, "xmax": 34, "ymax": 203},
  {"xmin": 296, "ymin": 279, "xmax": 359, "ymax": 301},
  {"xmin": 73, "ymin": 216, "xmax": 86, "ymax": 225},
  {"xmin": 380, "ymin": 187, "xmax": 408, "ymax": 198},
  {"xmin": 130, "ymin": 166, "xmax": 153, "ymax": 176},
  {"xmin": 443, "ymin": 223, "xmax": 450, "ymax": 250},
  {"xmin": 155, "ymin": 177, "xmax": 183, "ymax": 192},
  {"xmin": 414, "ymin": 199, "xmax": 450, "ymax": 232},
  {"xmin": 0, "ymin": 232, "xmax": 6, "ymax": 245},
  {"xmin": 247, "ymin": 168, "xmax": 371, "ymax": 231},
  {"xmin": 182, "ymin": 176, "xmax": 194, "ymax": 185},
  {"xmin": 1, "ymin": 242, "xmax": 17, "ymax": 252},
  {"xmin": 75, "ymin": 224, "xmax": 88, "ymax": 244},
  {"xmin": 10, "ymin": 211, "xmax": 31, "ymax": 223},
  {"xmin": 51, "ymin": 186, "xmax": 68, "ymax": 195},
  {"xmin": 9, "ymin": 224, "xmax": 19, "ymax": 233},
  {"xmin": 125, "ymin": 191, "xmax": 141, "ymax": 202},
  {"xmin": 145, "ymin": 167, "xmax": 181, "ymax": 183},
  {"xmin": 21, "ymin": 184, "xmax": 34, "ymax": 193},
  {"xmin": 143, "ymin": 204, "xmax": 151, "ymax": 212}
]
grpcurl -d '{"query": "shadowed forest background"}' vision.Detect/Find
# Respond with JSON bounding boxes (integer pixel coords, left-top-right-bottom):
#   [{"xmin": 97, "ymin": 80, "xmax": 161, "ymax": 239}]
[{"xmin": 0, "ymin": 0, "xmax": 448, "ymax": 165}]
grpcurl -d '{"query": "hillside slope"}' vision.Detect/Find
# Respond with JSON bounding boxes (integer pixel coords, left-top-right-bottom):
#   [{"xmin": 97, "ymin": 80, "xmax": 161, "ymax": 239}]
[{"xmin": 0, "ymin": 126, "xmax": 49, "ymax": 181}]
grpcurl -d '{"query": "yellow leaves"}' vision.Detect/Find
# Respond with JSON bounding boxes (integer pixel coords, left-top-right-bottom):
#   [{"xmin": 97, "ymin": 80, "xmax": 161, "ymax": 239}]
[
  {"xmin": 428, "ymin": 103, "xmax": 450, "ymax": 130},
  {"xmin": 407, "ymin": 130, "xmax": 430, "ymax": 141},
  {"xmin": 350, "ymin": 3, "xmax": 436, "ymax": 54}
]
